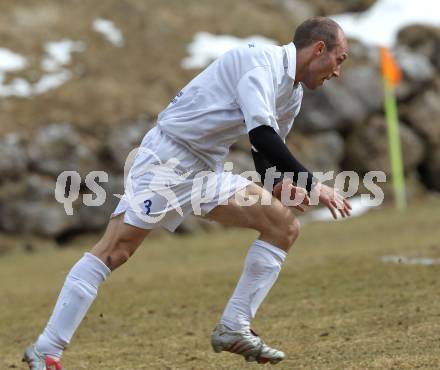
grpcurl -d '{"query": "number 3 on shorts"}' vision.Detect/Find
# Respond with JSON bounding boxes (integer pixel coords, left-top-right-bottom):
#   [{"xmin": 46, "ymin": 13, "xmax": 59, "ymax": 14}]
[{"xmin": 143, "ymin": 199, "xmax": 152, "ymax": 215}]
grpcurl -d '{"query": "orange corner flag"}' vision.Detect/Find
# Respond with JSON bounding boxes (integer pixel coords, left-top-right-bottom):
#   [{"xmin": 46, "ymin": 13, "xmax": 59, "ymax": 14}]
[{"xmin": 380, "ymin": 46, "xmax": 401, "ymax": 87}]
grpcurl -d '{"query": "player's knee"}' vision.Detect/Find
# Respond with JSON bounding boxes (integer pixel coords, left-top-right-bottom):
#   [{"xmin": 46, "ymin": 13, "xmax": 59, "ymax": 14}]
[
  {"xmin": 256, "ymin": 206, "xmax": 300, "ymax": 251},
  {"xmin": 285, "ymin": 216, "xmax": 300, "ymax": 247},
  {"xmin": 274, "ymin": 213, "xmax": 300, "ymax": 250}
]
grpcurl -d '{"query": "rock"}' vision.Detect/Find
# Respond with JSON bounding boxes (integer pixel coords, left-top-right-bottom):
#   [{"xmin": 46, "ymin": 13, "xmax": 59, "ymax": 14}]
[
  {"xmin": 287, "ymin": 131, "xmax": 345, "ymax": 173},
  {"xmin": 309, "ymin": 0, "xmax": 376, "ymax": 15},
  {"xmin": 394, "ymin": 46, "xmax": 436, "ymax": 100},
  {"xmin": 0, "ymin": 133, "xmax": 28, "ymax": 181},
  {"xmin": 0, "ymin": 173, "xmax": 124, "ymax": 237},
  {"xmin": 28, "ymin": 123, "xmax": 99, "ymax": 178},
  {"xmin": 0, "ymin": 199, "xmax": 79, "ymax": 237},
  {"xmin": 25, "ymin": 174, "xmax": 56, "ymax": 202},
  {"xmin": 76, "ymin": 203, "xmax": 112, "ymax": 232},
  {"xmin": 296, "ymin": 78, "xmax": 367, "ymax": 133},
  {"xmin": 77, "ymin": 173, "xmax": 125, "ymax": 231},
  {"xmin": 345, "ymin": 39, "xmax": 378, "ymax": 64},
  {"xmin": 274, "ymin": 0, "xmax": 317, "ymax": 21},
  {"xmin": 296, "ymin": 63, "xmax": 382, "ymax": 133},
  {"xmin": 344, "ymin": 115, "xmax": 425, "ymax": 174},
  {"xmin": 402, "ymin": 87, "xmax": 440, "ymax": 146},
  {"xmin": 421, "ymin": 146, "xmax": 440, "ymax": 191},
  {"xmin": 106, "ymin": 119, "xmax": 154, "ymax": 170},
  {"xmin": 0, "ymin": 172, "xmax": 120, "ymax": 237},
  {"xmin": 356, "ymin": 170, "xmax": 426, "ymax": 203},
  {"xmin": 340, "ymin": 64, "xmax": 384, "ymax": 113},
  {"xmin": 0, "ymin": 173, "xmax": 82, "ymax": 237},
  {"xmin": 102, "ymin": 173, "xmax": 125, "ymax": 202},
  {"xmin": 0, "ymin": 179, "xmax": 27, "ymax": 206},
  {"xmin": 395, "ymin": 46, "xmax": 435, "ymax": 84},
  {"xmin": 397, "ymin": 25, "xmax": 440, "ymax": 71},
  {"xmin": 227, "ymin": 132, "xmax": 345, "ymax": 180}
]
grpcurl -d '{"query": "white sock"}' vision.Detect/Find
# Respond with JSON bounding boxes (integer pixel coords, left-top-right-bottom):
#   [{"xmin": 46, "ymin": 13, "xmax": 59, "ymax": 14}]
[
  {"xmin": 35, "ymin": 252, "xmax": 110, "ymax": 359},
  {"xmin": 220, "ymin": 240, "xmax": 287, "ymax": 331}
]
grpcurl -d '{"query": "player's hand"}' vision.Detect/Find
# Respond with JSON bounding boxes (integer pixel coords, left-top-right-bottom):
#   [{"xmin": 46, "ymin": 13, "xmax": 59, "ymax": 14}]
[
  {"xmin": 272, "ymin": 179, "xmax": 310, "ymax": 212},
  {"xmin": 312, "ymin": 183, "xmax": 352, "ymax": 219}
]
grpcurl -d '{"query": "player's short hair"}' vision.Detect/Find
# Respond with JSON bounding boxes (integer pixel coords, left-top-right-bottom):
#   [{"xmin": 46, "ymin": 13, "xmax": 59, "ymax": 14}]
[{"xmin": 293, "ymin": 17, "xmax": 342, "ymax": 51}]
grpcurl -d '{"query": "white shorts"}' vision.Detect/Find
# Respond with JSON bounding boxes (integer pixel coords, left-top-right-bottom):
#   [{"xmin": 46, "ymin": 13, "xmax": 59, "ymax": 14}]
[{"xmin": 111, "ymin": 126, "xmax": 252, "ymax": 232}]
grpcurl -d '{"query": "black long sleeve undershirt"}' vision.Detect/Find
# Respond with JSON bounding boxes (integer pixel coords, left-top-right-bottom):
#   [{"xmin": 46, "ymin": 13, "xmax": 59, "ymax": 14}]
[
  {"xmin": 250, "ymin": 148, "xmax": 281, "ymax": 187},
  {"xmin": 249, "ymin": 125, "xmax": 317, "ymax": 192}
]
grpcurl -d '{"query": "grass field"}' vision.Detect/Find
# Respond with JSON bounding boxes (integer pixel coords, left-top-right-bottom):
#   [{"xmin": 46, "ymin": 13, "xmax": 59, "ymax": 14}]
[{"xmin": 1, "ymin": 196, "xmax": 440, "ymax": 370}]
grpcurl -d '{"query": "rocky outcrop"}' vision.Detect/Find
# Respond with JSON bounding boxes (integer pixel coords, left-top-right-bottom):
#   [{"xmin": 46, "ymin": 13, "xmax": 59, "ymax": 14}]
[
  {"xmin": 422, "ymin": 147, "xmax": 440, "ymax": 190},
  {"xmin": 276, "ymin": 0, "xmax": 377, "ymax": 19},
  {"xmin": 287, "ymin": 131, "xmax": 345, "ymax": 173},
  {"xmin": 312, "ymin": 0, "xmax": 377, "ymax": 14},
  {"xmin": 402, "ymin": 83, "xmax": 440, "ymax": 146},
  {"xmin": 105, "ymin": 118, "xmax": 154, "ymax": 170},
  {"xmin": 402, "ymin": 79, "xmax": 440, "ymax": 191},
  {"xmin": 397, "ymin": 25, "xmax": 440, "ymax": 71},
  {"xmin": 296, "ymin": 63, "xmax": 383, "ymax": 133},
  {"xmin": 395, "ymin": 27, "xmax": 440, "ymax": 192},
  {"xmin": 0, "ymin": 175, "xmax": 77, "ymax": 237},
  {"xmin": 344, "ymin": 115, "xmax": 425, "ymax": 174},
  {"xmin": 395, "ymin": 46, "xmax": 436, "ymax": 100},
  {"xmin": 0, "ymin": 134, "xmax": 28, "ymax": 181},
  {"xmin": 296, "ymin": 79, "xmax": 366, "ymax": 132},
  {"xmin": 28, "ymin": 123, "xmax": 99, "ymax": 178}
]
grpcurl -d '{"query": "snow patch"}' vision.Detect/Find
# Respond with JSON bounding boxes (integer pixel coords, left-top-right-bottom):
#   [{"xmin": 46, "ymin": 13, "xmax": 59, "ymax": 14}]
[
  {"xmin": 381, "ymin": 255, "xmax": 440, "ymax": 265},
  {"xmin": 42, "ymin": 39, "xmax": 86, "ymax": 72},
  {"xmin": 181, "ymin": 32, "xmax": 278, "ymax": 69},
  {"xmin": 0, "ymin": 48, "xmax": 28, "ymax": 72},
  {"xmin": 33, "ymin": 70, "xmax": 73, "ymax": 94},
  {"xmin": 331, "ymin": 0, "xmax": 440, "ymax": 47},
  {"xmin": 0, "ymin": 48, "xmax": 30, "ymax": 97},
  {"xmin": 0, "ymin": 40, "xmax": 83, "ymax": 98},
  {"xmin": 301, "ymin": 196, "xmax": 373, "ymax": 225},
  {"xmin": 93, "ymin": 18, "xmax": 124, "ymax": 47},
  {"xmin": 0, "ymin": 75, "xmax": 32, "ymax": 98}
]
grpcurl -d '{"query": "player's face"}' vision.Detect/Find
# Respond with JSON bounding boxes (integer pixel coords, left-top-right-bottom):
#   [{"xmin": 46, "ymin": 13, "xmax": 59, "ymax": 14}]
[{"xmin": 303, "ymin": 31, "xmax": 348, "ymax": 90}]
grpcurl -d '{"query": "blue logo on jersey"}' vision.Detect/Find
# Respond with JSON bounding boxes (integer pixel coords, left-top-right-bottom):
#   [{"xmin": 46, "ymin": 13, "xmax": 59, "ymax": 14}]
[
  {"xmin": 248, "ymin": 43, "xmax": 255, "ymax": 48},
  {"xmin": 171, "ymin": 90, "xmax": 184, "ymax": 104}
]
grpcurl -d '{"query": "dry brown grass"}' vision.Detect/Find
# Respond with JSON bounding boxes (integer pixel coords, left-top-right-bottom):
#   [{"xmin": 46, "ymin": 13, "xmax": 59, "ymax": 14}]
[
  {"xmin": 1, "ymin": 195, "xmax": 440, "ymax": 369},
  {"xmin": 0, "ymin": 0, "xmax": 296, "ymax": 136}
]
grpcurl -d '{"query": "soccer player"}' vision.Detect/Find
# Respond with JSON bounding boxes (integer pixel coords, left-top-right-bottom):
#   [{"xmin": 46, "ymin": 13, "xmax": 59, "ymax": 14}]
[{"xmin": 24, "ymin": 17, "xmax": 351, "ymax": 369}]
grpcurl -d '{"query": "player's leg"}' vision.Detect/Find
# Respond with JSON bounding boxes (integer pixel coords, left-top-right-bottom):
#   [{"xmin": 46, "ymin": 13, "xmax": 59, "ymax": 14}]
[
  {"xmin": 205, "ymin": 183, "xmax": 300, "ymax": 252},
  {"xmin": 205, "ymin": 183, "xmax": 300, "ymax": 364},
  {"xmin": 90, "ymin": 213, "xmax": 151, "ymax": 270},
  {"xmin": 24, "ymin": 214, "xmax": 150, "ymax": 369}
]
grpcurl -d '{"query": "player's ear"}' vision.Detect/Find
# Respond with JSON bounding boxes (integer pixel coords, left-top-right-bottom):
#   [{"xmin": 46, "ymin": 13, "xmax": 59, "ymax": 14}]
[{"xmin": 313, "ymin": 41, "xmax": 326, "ymax": 56}]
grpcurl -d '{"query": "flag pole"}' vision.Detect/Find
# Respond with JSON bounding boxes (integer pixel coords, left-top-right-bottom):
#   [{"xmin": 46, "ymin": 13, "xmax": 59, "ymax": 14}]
[{"xmin": 380, "ymin": 46, "xmax": 406, "ymax": 210}]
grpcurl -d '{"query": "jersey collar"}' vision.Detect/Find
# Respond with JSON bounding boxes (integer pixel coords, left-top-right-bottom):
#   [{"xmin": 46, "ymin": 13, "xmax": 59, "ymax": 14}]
[{"xmin": 283, "ymin": 42, "xmax": 297, "ymax": 81}]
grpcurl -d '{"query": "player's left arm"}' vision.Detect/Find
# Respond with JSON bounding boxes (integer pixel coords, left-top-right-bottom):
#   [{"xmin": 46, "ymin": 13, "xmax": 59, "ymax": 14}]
[
  {"xmin": 250, "ymin": 148, "xmax": 278, "ymax": 186},
  {"xmin": 249, "ymin": 125, "xmax": 351, "ymax": 219},
  {"xmin": 251, "ymin": 148, "xmax": 310, "ymax": 212},
  {"xmin": 235, "ymin": 59, "xmax": 350, "ymax": 218}
]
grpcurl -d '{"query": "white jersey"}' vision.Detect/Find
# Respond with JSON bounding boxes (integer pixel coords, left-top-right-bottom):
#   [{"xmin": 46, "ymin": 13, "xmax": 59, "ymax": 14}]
[{"xmin": 157, "ymin": 42, "xmax": 303, "ymax": 171}]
